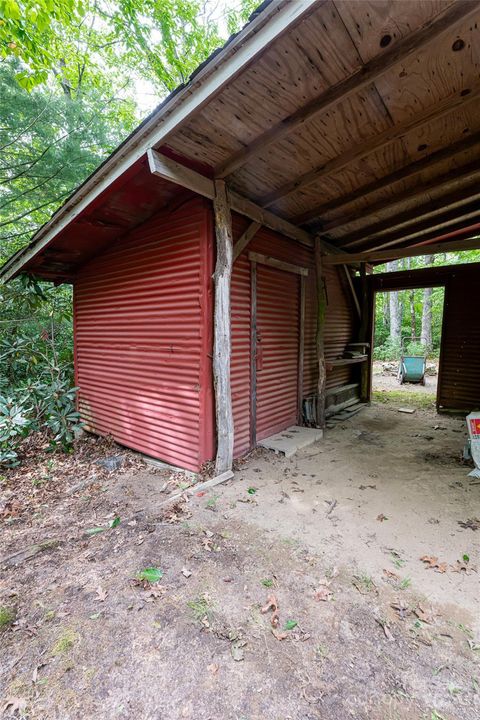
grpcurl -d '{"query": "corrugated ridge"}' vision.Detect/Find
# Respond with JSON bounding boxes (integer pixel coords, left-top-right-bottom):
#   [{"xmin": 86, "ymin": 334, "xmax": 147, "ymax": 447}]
[{"xmin": 74, "ymin": 198, "xmax": 210, "ymax": 472}]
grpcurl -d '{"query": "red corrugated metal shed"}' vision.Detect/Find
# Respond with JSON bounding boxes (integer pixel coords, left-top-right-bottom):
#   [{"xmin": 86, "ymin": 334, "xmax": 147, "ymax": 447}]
[{"xmin": 74, "ymin": 197, "xmax": 214, "ymax": 472}]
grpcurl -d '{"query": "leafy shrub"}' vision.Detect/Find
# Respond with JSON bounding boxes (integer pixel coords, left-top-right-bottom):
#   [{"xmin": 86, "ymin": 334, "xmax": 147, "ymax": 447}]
[
  {"xmin": 373, "ymin": 339, "xmax": 401, "ymax": 361},
  {"xmin": 0, "ymin": 277, "xmax": 80, "ymax": 467}
]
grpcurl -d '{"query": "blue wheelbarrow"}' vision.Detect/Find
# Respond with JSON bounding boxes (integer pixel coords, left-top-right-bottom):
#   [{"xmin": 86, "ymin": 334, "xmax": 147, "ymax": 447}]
[{"xmin": 397, "ymin": 336, "xmax": 427, "ymax": 385}]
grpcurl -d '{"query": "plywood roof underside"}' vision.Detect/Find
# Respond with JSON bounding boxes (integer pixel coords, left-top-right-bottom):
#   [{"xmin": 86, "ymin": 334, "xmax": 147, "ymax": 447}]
[{"xmin": 160, "ymin": 0, "xmax": 480, "ymax": 255}]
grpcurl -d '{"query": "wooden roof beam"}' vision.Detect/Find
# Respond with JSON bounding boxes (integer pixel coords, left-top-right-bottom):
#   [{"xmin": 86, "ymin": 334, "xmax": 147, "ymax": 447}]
[
  {"xmin": 323, "ymin": 232, "xmax": 480, "ymax": 265},
  {"xmin": 260, "ymin": 85, "xmax": 480, "ymax": 208},
  {"xmin": 359, "ymin": 205, "xmax": 480, "ymax": 253},
  {"xmin": 215, "ymin": 0, "xmax": 480, "ymax": 179},
  {"xmin": 293, "ymin": 131, "xmax": 480, "ymax": 227},
  {"xmin": 339, "ymin": 185, "xmax": 480, "ymax": 250},
  {"xmin": 147, "ymin": 148, "xmax": 315, "ymax": 248},
  {"xmin": 321, "ymin": 159, "xmax": 480, "ymax": 235}
]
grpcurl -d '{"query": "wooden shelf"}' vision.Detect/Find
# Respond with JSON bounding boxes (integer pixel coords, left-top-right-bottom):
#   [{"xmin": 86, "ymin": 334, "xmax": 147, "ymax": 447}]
[{"xmin": 327, "ymin": 355, "xmax": 367, "ymax": 367}]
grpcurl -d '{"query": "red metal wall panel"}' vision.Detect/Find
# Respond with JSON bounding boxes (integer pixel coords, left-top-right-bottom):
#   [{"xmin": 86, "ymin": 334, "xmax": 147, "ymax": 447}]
[
  {"xmin": 256, "ymin": 264, "xmax": 300, "ymax": 441},
  {"xmin": 73, "ymin": 198, "xmax": 214, "ymax": 472},
  {"xmin": 230, "ymin": 214, "xmax": 356, "ymax": 457}
]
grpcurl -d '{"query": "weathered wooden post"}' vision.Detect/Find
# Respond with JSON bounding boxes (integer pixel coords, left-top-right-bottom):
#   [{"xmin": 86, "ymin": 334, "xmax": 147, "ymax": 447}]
[
  {"xmin": 213, "ymin": 179, "xmax": 234, "ymax": 473},
  {"xmin": 359, "ymin": 262, "xmax": 370, "ymax": 402},
  {"xmin": 315, "ymin": 237, "xmax": 327, "ymax": 428}
]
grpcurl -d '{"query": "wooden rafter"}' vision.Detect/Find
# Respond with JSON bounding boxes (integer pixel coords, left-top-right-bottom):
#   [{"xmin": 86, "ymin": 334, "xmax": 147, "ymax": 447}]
[
  {"xmin": 323, "ymin": 234, "xmax": 480, "ymax": 265},
  {"xmin": 321, "ymin": 159, "xmax": 480, "ymax": 235},
  {"xmin": 339, "ymin": 184, "xmax": 480, "ymax": 250},
  {"xmin": 293, "ymin": 131, "xmax": 480, "ymax": 227},
  {"xmin": 356, "ymin": 201, "xmax": 480, "ymax": 253},
  {"xmin": 259, "ymin": 85, "xmax": 480, "ymax": 208},
  {"xmin": 215, "ymin": 0, "xmax": 480, "ymax": 179},
  {"xmin": 147, "ymin": 148, "xmax": 314, "ymax": 248}
]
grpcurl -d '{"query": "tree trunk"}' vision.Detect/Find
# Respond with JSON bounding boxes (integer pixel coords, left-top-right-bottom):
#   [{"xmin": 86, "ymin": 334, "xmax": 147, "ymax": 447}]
[
  {"xmin": 421, "ymin": 255, "xmax": 434, "ymax": 349},
  {"xmin": 213, "ymin": 180, "xmax": 234, "ymax": 474},
  {"xmin": 387, "ymin": 260, "xmax": 401, "ymax": 343}
]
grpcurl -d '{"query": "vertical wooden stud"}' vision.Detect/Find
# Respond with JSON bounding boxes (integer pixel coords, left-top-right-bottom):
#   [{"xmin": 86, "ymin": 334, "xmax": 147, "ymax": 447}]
[
  {"xmin": 213, "ymin": 179, "xmax": 234, "ymax": 473},
  {"xmin": 314, "ymin": 238, "xmax": 327, "ymax": 428}
]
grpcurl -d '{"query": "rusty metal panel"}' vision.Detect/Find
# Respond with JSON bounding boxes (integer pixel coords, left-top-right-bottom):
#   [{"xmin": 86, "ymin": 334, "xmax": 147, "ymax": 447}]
[
  {"xmin": 73, "ymin": 197, "xmax": 213, "ymax": 472},
  {"xmin": 438, "ymin": 277, "xmax": 480, "ymax": 411},
  {"xmin": 255, "ymin": 263, "xmax": 300, "ymax": 441}
]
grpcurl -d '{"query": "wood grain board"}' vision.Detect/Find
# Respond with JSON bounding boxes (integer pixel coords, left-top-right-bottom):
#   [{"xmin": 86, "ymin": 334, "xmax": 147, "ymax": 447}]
[{"xmin": 163, "ymin": 0, "xmax": 480, "ymax": 254}]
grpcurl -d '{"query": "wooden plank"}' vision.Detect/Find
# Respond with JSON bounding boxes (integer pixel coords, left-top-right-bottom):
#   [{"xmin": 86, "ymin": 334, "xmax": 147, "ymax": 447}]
[
  {"xmin": 323, "ymin": 234, "xmax": 480, "ymax": 265},
  {"xmin": 250, "ymin": 261, "xmax": 257, "ymax": 448},
  {"xmin": 322, "ymin": 160, "xmax": 480, "ymax": 235},
  {"xmin": 213, "ymin": 180, "xmax": 234, "ymax": 474},
  {"xmin": 315, "ymin": 238, "xmax": 327, "ymax": 428},
  {"xmin": 233, "ymin": 222, "xmax": 261, "ymax": 262},
  {"xmin": 298, "ymin": 275, "xmax": 306, "ymax": 423},
  {"xmin": 339, "ymin": 184, "xmax": 480, "ymax": 249},
  {"xmin": 260, "ymin": 84, "xmax": 480, "ymax": 207},
  {"xmin": 147, "ymin": 149, "xmax": 315, "ymax": 248},
  {"xmin": 215, "ymin": 0, "xmax": 480, "ymax": 178},
  {"xmin": 248, "ymin": 251, "xmax": 309, "ymax": 276},
  {"xmin": 293, "ymin": 131, "xmax": 480, "ymax": 226}
]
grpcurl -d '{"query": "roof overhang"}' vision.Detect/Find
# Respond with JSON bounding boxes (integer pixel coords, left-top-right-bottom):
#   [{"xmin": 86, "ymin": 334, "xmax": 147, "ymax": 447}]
[{"xmin": 3, "ymin": 0, "xmax": 480, "ymax": 282}]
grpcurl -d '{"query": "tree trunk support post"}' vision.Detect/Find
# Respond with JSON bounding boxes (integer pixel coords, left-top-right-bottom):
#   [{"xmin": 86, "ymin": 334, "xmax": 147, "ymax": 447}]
[
  {"xmin": 315, "ymin": 238, "xmax": 327, "ymax": 428},
  {"xmin": 213, "ymin": 179, "xmax": 234, "ymax": 474}
]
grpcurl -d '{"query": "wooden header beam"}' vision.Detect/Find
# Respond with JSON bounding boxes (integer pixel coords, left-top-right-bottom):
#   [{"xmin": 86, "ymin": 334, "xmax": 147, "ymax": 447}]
[
  {"xmin": 322, "ymin": 235, "xmax": 480, "ymax": 265},
  {"xmin": 215, "ymin": 0, "xmax": 480, "ymax": 179},
  {"xmin": 147, "ymin": 148, "xmax": 315, "ymax": 248}
]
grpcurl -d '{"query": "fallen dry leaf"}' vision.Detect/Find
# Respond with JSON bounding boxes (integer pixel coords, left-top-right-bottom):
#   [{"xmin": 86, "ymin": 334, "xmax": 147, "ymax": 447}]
[
  {"xmin": 314, "ymin": 587, "xmax": 332, "ymax": 602},
  {"xmin": 271, "ymin": 628, "xmax": 288, "ymax": 641},
  {"xmin": 261, "ymin": 594, "xmax": 280, "ymax": 627},
  {"xmin": 383, "ymin": 569, "xmax": 399, "ymax": 580},
  {"xmin": 414, "ymin": 604, "xmax": 434, "ymax": 624},
  {"xmin": 96, "ymin": 586, "xmax": 107, "ymax": 602},
  {"xmin": 377, "ymin": 513, "xmax": 388, "ymax": 522},
  {"xmin": 451, "ymin": 560, "xmax": 477, "ymax": 574},
  {"xmin": 207, "ymin": 663, "xmax": 219, "ymax": 674},
  {"xmin": 375, "ymin": 618, "xmax": 394, "ymax": 641},
  {"xmin": 420, "ymin": 555, "xmax": 448, "ymax": 573}
]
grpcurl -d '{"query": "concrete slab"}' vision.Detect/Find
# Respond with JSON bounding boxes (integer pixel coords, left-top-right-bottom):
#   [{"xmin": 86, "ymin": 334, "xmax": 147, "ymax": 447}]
[{"xmin": 258, "ymin": 425, "xmax": 323, "ymax": 458}]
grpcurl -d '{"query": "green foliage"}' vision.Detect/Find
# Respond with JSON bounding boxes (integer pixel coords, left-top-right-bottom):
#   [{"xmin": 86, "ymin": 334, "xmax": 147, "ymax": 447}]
[{"xmin": 0, "ymin": 276, "xmax": 81, "ymax": 467}]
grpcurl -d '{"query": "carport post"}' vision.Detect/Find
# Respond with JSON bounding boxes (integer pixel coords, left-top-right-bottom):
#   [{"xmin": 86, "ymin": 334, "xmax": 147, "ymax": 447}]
[
  {"xmin": 315, "ymin": 238, "xmax": 327, "ymax": 427},
  {"xmin": 213, "ymin": 179, "xmax": 234, "ymax": 473}
]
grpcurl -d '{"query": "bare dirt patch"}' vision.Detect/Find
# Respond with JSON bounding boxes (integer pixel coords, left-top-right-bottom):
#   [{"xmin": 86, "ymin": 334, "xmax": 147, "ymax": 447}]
[{"xmin": 1, "ymin": 406, "xmax": 479, "ymax": 719}]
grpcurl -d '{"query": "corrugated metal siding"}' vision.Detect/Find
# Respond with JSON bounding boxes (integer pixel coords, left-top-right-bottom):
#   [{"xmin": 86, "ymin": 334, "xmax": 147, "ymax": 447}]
[
  {"xmin": 230, "ymin": 214, "xmax": 356, "ymax": 456},
  {"xmin": 73, "ymin": 198, "xmax": 214, "ymax": 472},
  {"xmin": 438, "ymin": 277, "xmax": 480, "ymax": 411},
  {"xmin": 256, "ymin": 264, "xmax": 300, "ymax": 441},
  {"xmin": 324, "ymin": 266, "xmax": 356, "ymax": 389}
]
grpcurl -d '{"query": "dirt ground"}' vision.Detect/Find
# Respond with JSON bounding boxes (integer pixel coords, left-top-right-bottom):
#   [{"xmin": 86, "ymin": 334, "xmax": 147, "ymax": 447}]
[
  {"xmin": 372, "ymin": 361, "xmax": 438, "ymax": 394},
  {"xmin": 1, "ymin": 403, "xmax": 479, "ymax": 720}
]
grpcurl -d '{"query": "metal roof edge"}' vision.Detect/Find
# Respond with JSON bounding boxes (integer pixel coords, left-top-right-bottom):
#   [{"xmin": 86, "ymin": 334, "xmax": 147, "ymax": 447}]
[{"xmin": 0, "ymin": 0, "xmax": 319, "ymax": 282}]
